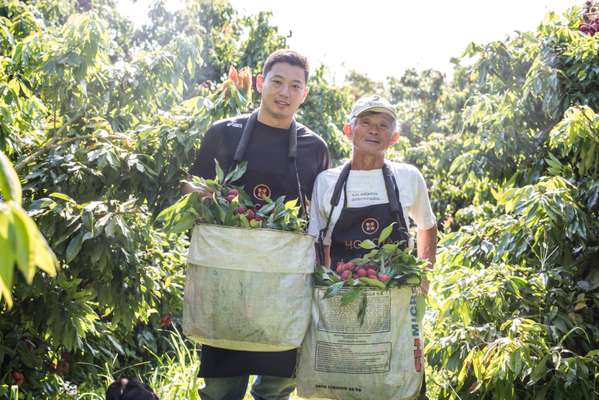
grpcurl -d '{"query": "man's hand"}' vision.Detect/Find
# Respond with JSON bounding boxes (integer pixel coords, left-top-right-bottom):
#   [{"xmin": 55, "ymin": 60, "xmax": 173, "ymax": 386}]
[
  {"xmin": 182, "ymin": 180, "xmax": 202, "ymax": 194},
  {"xmin": 417, "ymin": 225, "xmax": 437, "ymax": 296},
  {"xmin": 181, "ymin": 176, "xmax": 215, "ymax": 198}
]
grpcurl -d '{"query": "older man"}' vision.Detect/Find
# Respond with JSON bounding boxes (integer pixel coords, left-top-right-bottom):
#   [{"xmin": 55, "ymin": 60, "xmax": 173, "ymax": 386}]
[
  {"xmin": 307, "ymin": 95, "xmax": 436, "ymax": 398},
  {"xmin": 309, "ymin": 95, "xmax": 436, "ymax": 275}
]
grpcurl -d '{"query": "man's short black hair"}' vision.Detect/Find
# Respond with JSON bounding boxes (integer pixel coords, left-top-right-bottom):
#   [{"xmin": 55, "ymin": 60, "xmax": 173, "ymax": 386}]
[{"xmin": 263, "ymin": 49, "xmax": 309, "ymax": 83}]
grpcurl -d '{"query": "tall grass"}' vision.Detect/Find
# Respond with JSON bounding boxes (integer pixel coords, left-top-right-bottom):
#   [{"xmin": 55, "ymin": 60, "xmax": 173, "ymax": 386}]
[
  {"xmin": 7, "ymin": 328, "xmax": 301, "ymax": 399},
  {"xmin": 75, "ymin": 329, "xmax": 299, "ymax": 400}
]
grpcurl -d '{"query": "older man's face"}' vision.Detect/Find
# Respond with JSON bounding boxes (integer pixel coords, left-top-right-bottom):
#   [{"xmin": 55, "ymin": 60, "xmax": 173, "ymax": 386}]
[{"xmin": 348, "ymin": 112, "xmax": 397, "ymax": 156}]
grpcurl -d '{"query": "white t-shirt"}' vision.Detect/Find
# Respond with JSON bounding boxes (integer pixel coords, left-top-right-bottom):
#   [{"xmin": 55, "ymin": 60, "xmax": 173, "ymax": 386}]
[{"xmin": 308, "ymin": 162, "xmax": 436, "ymax": 245}]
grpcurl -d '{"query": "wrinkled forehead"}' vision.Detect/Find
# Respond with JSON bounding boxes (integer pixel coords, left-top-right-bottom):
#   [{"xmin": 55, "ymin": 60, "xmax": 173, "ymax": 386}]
[{"xmin": 355, "ymin": 111, "xmax": 396, "ymax": 123}]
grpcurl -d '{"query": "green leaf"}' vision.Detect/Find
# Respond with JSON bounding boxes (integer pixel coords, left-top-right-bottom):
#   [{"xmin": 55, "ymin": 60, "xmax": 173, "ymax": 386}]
[
  {"xmin": 21, "ymin": 212, "xmax": 57, "ymax": 277},
  {"xmin": 0, "ymin": 211, "xmax": 15, "ymax": 308},
  {"xmin": 378, "ymin": 222, "xmax": 395, "ymax": 245},
  {"xmin": 224, "ymin": 161, "xmax": 247, "ymax": 183},
  {"xmin": 323, "ymin": 281, "xmax": 345, "ymax": 299},
  {"xmin": 9, "ymin": 206, "xmax": 33, "ymax": 283},
  {"xmin": 528, "ymin": 354, "xmax": 549, "ymax": 385},
  {"xmin": 0, "ymin": 151, "xmax": 22, "ymax": 204},
  {"xmin": 210, "ymin": 197, "xmax": 226, "ymax": 223},
  {"xmin": 106, "ymin": 334, "xmax": 125, "ymax": 355},
  {"xmin": 257, "ymin": 201, "xmax": 276, "ymax": 216},
  {"xmin": 66, "ymin": 231, "xmax": 84, "ymax": 263},
  {"xmin": 214, "ymin": 159, "xmax": 224, "ymax": 183},
  {"xmin": 237, "ymin": 187, "xmax": 253, "ymax": 205},
  {"xmin": 359, "ymin": 277, "xmax": 386, "ymax": 289},
  {"xmin": 284, "ymin": 198, "xmax": 298, "ymax": 209},
  {"xmin": 341, "ymin": 287, "xmax": 361, "ymax": 305},
  {"xmin": 359, "ymin": 239, "xmax": 377, "ymax": 250},
  {"xmin": 382, "ymin": 243, "xmax": 399, "ymax": 253},
  {"xmin": 169, "ymin": 215, "xmax": 196, "ymax": 234},
  {"xmin": 239, "ymin": 214, "xmax": 250, "ymax": 228},
  {"xmin": 49, "ymin": 192, "xmax": 77, "ymax": 204},
  {"xmin": 357, "ymin": 293, "xmax": 368, "ymax": 326}
]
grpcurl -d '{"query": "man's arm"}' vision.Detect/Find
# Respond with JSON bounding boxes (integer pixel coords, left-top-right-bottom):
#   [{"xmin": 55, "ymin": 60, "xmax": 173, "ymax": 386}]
[
  {"xmin": 183, "ymin": 125, "xmax": 219, "ymax": 195},
  {"xmin": 417, "ymin": 225, "xmax": 437, "ymax": 294},
  {"xmin": 323, "ymin": 245, "xmax": 331, "ymax": 268},
  {"xmin": 417, "ymin": 225, "xmax": 437, "ymax": 266}
]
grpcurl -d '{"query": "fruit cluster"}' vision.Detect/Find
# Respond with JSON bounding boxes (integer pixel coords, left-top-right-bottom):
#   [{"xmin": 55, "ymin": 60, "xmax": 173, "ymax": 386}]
[
  {"xmin": 157, "ymin": 162, "xmax": 306, "ymax": 233},
  {"xmin": 314, "ymin": 223, "xmax": 428, "ymax": 296},
  {"xmin": 226, "ymin": 188, "xmax": 264, "ymax": 222},
  {"xmin": 12, "ymin": 371, "xmax": 25, "ymax": 386},
  {"xmin": 219, "ymin": 65, "xmax": 252, "ymax": 99},
  {"xmin": 580, "ymin": 1, "xmax": 599, "ymax": 36},
  {"xmin": 335, "ymin": 261, "xmax": 391, "ymax": 282}
]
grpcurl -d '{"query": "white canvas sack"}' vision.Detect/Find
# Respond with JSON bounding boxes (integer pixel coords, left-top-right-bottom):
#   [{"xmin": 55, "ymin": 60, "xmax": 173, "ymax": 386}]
[
  {"xmin": 183, "ymin": 224, "xmax": 315, "ymax": 352},
  {"xmin": 297, "ymin": 287, "xmax": 424, "ymax": 400}
]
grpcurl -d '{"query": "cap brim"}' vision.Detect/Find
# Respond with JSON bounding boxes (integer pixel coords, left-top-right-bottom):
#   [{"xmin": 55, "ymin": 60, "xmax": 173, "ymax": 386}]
[{"xmin": 355, "ymin": 107, "xmax": 396, "ymax": 120}]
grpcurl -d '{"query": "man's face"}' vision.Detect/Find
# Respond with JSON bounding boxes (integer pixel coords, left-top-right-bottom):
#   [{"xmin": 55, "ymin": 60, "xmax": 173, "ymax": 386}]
[
  {"xmin": 345, "ymin": 112, "xmax": 399, "ymax": 156},
  {"xmin": 257, "ymin": 62, "xmax": 308, "ymax": 121}
]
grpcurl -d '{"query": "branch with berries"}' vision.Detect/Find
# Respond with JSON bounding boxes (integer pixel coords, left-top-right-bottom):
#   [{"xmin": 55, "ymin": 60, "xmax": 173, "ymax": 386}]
[
  {"xmin": 580, "ymin": 1, "xmax": 599, "ymax": 36},
  {"xmin": 156, "ymin": 161, "xmax": 306, "ymax": 233},
  {"xmin": 313, "ymin": 223, "xmax": 428, "ymax": 324}
]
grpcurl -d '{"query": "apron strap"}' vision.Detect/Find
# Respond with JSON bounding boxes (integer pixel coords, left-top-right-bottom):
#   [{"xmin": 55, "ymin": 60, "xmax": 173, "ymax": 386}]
[
  {"xmin": 316, "ymin": 162, "xmax": 351, "ymax": 264},
  {"xmin": 382, "ymin": 163, "xmax": 410, "ymax": 244},
  {"xmin": 233, "ymin": 110, "xmax": 298, "ymax": 161},
  {"xmin": 233, "ymin": 110, "xmax": 259, "ymax": 162},
  {"xmin": 229, "ymin": 110, "xmax": 306, "ymax": 217},
  {"xmin": 287, "ymin": 120, "xmax": 306, "ymax": 217}
]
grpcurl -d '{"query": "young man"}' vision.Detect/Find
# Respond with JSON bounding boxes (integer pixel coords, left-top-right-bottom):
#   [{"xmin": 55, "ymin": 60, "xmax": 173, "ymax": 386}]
[
  {"xmin": 185, "ymin": 50, "xmax": 329, "ymax": 400},
  {"xmin": 308, "ymin": 95, "xmax": 436, "ymax": 398}
]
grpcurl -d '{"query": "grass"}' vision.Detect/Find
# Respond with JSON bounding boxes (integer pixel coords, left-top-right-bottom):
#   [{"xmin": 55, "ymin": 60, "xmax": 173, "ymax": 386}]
[{"xmin": 76, "ymin": 328, "xmax": 301, "ymax": 400}]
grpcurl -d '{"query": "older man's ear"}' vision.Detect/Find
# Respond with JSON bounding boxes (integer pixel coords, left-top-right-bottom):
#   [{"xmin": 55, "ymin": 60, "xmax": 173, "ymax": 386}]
[{"xmin": 390, "ymin": 131, "xmax": 401, "ymax": 145}]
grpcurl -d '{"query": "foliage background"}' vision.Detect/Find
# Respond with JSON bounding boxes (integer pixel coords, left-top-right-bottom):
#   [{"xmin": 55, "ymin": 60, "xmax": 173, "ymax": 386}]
[{"xmin": 0, "ymin": 0, "xmax": 597, "ymax": 398}]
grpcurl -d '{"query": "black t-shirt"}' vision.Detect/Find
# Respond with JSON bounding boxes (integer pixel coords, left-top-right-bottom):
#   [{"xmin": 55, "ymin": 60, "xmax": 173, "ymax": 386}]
[
  {"xmin": 189, "ymin": 112, "xmax": 330, "ymax": 378},
  {"xmin": 190, "ymin": 114, "xmax": 329, "ymax": 203}
]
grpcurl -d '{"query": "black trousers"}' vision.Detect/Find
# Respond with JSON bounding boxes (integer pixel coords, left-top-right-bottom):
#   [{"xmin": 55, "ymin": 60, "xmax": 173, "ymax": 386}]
[{"xmin": 419, "ymin": 374, "xmax": 428, "ymax": 400}]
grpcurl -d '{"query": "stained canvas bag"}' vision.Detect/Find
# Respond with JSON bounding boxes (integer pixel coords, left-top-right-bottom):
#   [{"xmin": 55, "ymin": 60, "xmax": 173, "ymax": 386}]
[
  {"xmin": 296, "ymin": 286, "xmax": 424, "ymax": 400},
  {"xmin": 183, "ymin": 224, "xmax": 315, "ymax": 352}
]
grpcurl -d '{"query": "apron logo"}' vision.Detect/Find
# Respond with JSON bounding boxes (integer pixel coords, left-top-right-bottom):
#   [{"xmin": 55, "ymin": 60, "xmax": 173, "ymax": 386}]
[
  {"xmin": 344, "ymin": 240, "xmax": 363, "ymax": 250},
  {"xmin": 253, "ymin": 184, "xmax": 271, "ymax": 200},
  {"xmin": 361, "ymin": 218, "xmax": 380, "ymax": 235}
]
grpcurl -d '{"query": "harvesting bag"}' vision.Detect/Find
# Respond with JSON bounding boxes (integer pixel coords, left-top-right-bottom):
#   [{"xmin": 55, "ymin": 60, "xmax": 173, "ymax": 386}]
[
  {"xmin": 296, "ymin": 287, "xmax": 424, "ymax": 400},
  {"xmin": 183, "ymin": 224, "xmax": 315, "ymax": 352}
]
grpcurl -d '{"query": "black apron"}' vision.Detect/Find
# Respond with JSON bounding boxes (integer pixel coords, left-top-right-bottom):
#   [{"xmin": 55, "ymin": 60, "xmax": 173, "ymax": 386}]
[
  {"xmin": 317, "ymin": 162, "xmax": 409, "ymax": 265},
  {"xmin": 199, "ymin": 110, "xmax": 306, "ymax": 378}
]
